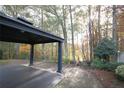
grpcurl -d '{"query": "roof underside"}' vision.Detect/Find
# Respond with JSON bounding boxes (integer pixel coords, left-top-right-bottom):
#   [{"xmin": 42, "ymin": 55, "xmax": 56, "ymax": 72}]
[{"xmin": 0, "ymin": 13, "xmax": 64, "ymax": 44}]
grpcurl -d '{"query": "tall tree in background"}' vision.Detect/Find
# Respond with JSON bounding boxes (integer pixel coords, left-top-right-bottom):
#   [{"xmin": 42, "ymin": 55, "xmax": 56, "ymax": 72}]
[
  {"xmin": 97, "ymin": 5, "xmax": 101, "ymax": 41},
  {"xmin": 42, "ymin": 6, "xmax": 69, "ymax": 59},
  {"xmin": 62, "ymin": 5, "xmax": 68, "ymax": 59},
  {"xmin": 88, "ymin": 5, "xmax": 93, "ymax": 62},
  {"xmin": 41, "ymin": 9, "xmax": 45, "ymax": 60},
  {"xmin": 1, "ymin": 5, "xmax": 119, "ymax": 62},
  {"xmin": 2, "ymin": 5, "xmax": 28, "ymax": 59},
  {"xmin": 105, "ymin": 6, "xmax": 110, "ymax": 37},
  {"xmin": 112, "ymin": 5, "xmax": 117, "ymax": 61},
  {"xmin": 112, "ymin": 5, "xmax": 117, "ymax": 42},
  {"xmin": 69, "ymin": 5, "xmax": 75, "ymax": 61}
]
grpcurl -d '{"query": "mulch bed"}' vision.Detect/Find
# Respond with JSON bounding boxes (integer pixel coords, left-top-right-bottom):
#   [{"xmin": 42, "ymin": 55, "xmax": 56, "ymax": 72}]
[{"xmin": 88, "ymin": 69, "xmax": 124, "ymax": 88}]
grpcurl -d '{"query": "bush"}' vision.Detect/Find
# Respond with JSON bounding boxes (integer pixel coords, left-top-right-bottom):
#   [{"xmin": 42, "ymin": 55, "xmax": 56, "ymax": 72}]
[
  {"xmin": 63, "ymin": 58, "xmax": 70, "ymax": 64},
  {"xmin": 106, "ymin": 62, "xmax": 124, "ymax": 71},
  {"xmin": 115, "ymin": 65, "xmax": 124, "ymax": 81},
  {"xmin": 91, "ymin": 58, "xmax": 106, "ymax": 69},
  {"xmin": 91, "ymin": 58, "xmax": 123, "ymax": 71},
  {"xmin": 19, "ymin": 52, "xmax": 29, "ymax": 59},
  {"xmin": 94, "ymin": 37, "xmax": 117, "ymax": 62}
]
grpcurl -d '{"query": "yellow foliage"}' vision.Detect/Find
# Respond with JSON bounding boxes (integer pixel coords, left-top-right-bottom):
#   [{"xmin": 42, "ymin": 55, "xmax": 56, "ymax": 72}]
[{"xmin": 19, "ymin": 44, "xmax": 30, "ymax": 53}]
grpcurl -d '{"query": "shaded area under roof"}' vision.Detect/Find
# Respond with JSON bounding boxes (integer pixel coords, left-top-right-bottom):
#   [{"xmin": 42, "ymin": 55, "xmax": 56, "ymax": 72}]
[{"xmin": 0, "ymin": 12, "xmax": 64, "ymax": 44}]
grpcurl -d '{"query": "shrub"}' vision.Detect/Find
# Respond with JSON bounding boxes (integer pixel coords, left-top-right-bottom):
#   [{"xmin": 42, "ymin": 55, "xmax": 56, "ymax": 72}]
[
  {"xmin": 91, "ymin": 58, "xmax": 123, "ymax": 71},
  {"xmin": 63, "ymin": 58, "xmax": 70, "ymax": 64},
  {"xmin": 115, "ymin": 65, "xmax": 124, "ymax": 81},
  {"xmin": 91, "ymin": 58, "xmax": 106, "ymax": 69},
  {"xmin": 108, "ymin": 62, "xmax": 123, "ymax": 71},
  {"xmin": 19, "ymin": 52, "xmax": 29, "ymax": 59},
  {"xmin": 94, "ymin": 37, "xmax": 117, "ymax": 62},
  {"xmin": 106, "ymin": 62, "xmax": 124, "ymax": 71}
]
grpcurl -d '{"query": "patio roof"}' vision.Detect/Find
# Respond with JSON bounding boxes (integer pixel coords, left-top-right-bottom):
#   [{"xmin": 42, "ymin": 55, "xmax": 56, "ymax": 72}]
[
  {"xmin": 0, "ymin": 12, "xmax": 63, "ymax": 73},
  {"xmin": 0, "ymin": 12, "xmax": 64, "ymax": 44}
]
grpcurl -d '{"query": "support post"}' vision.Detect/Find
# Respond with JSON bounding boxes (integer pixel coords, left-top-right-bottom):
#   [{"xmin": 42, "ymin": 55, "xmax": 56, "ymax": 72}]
[
  {"xmin": 29, "ymin": 44, "xmax": 34, "ymax": 66},
  {"xmin": 0, "ymin": 25, "xmax": 1, "ymax": 39},
  {"xmin": 57, "ymin": 42, "xmax": 62, "ymax": 73}
]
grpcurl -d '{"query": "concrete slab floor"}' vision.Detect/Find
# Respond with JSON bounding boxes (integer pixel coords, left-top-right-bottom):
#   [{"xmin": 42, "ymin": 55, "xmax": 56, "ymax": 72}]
[{"xmin": 0, "ymin": 64, "xmax": 62, "ymax": 88}]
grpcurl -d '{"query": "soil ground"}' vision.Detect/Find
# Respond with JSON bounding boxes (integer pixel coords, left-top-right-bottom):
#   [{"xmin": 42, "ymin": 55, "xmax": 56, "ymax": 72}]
[{"xmin": 55, "ymin": 63, "xmax": 124, "ymax": 88}]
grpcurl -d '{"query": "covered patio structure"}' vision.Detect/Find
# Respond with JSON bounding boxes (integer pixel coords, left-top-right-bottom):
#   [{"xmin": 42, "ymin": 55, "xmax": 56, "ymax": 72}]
[{"xmin": 0, "ymin": 12, "xmax": 64, "ymax": 73}]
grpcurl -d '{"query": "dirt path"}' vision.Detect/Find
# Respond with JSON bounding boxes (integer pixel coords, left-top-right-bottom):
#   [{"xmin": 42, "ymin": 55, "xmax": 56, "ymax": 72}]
[{"xmin": 55, "ymin": 65, "xmax": 103, "ymax": 88}]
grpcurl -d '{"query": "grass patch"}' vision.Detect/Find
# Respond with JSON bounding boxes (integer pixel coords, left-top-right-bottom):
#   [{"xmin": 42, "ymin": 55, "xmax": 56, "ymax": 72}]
[{"xmin": 0, "ymin": 60, "xmax": 9, "ymax": 65}]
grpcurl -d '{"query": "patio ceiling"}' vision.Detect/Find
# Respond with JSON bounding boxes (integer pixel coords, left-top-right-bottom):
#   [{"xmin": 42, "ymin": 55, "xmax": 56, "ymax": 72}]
[{"xmin": 0, "ymin": 12, "xmax": 64, "ymax": 44}]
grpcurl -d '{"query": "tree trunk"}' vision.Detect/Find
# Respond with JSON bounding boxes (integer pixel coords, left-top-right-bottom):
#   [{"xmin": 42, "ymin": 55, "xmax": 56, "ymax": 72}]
[
  {"xmin": 88, "ymin": 5, "xmax": 93, "ymax": 62},
  {"xmin": 69, "ymin": 5, "xmax": 75, "ymax": 61},
  {"xmin": 112, "ymin": 5, "xmax": 117, "ymax": 42},
  {"xmin": 48, "ymin": 6, "xmax": 68, "ymax": 60},
  {"xmin": 112, "ymin": 5, "xmax": 117, "ymax": 61},
  {"xmin": 41, "ymin": 9, "xmax": 45, "ymax": 60},
  {"xmin": 62, "ymin": 6, "xmax": 68, "ymax": 59},
  {"xmin": 98, "ymin": 5, "xmax": 101, "ymax": 41},
  {"xmin": 51, "ymin": 43, "xmax": 54, "ymax": 61},
  {"xmin": 105, "ymin": 7, "xmax": 109, "ymax": 37}
]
